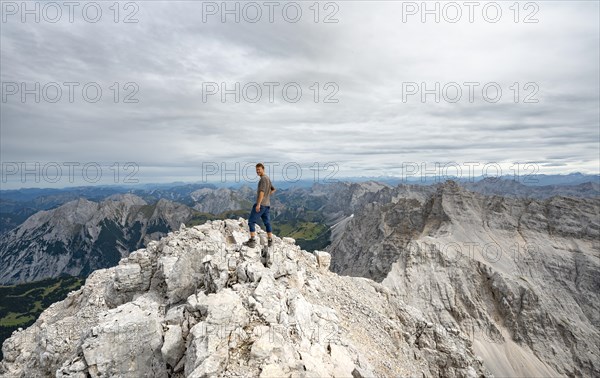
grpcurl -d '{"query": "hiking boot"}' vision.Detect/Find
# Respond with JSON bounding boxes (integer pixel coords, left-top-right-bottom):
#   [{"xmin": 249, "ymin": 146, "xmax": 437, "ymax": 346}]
[
  {"xmin": 243, "ymin": 238, "xmax": 257, "ymax": 248},
  {"xmin": 268, "ymin": 238, "xmax": 273, "ymax": 247}
]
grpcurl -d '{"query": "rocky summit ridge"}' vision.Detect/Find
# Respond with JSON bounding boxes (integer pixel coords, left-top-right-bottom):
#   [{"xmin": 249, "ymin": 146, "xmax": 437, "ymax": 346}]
[{"xmin": 1, "ymin": 219, "xmax": 490, "ymax": 378}]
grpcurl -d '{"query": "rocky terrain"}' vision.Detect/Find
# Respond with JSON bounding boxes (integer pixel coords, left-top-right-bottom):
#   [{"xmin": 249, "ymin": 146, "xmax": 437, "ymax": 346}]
[
  {"xmin": 328, "ymin": 181, "xmax": 600, "ymax": 377},
  {"xmin": 2, "ymin": 178, "xmax": 598, "ymax": 376},
  {"xmin": 0, "ymin": 194, "xmax": 196, "ymax": 285},
  {"xmin": 1, "ymin": 219, "xmax": 491, "ymax": 378},
  {"xmin": 190, "ymin": 187, "xmax": 254, "ymax": 214},
  {"xmin": 0, "ymin": 181, "xmax": 393, "ymax": 286},
  {"xmin": 3, "ymin": 178, "xmax": 597, "ymax": 285},
  {"xmin": 463, "ymin": 177, "xmax": 599, "ymax": 199}
]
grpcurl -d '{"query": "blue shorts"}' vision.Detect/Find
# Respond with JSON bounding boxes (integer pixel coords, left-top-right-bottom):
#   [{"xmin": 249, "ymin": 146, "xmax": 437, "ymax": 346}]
[{"xmin": 248, "ymin": 203, "xmax": 272, "ymax": 233}]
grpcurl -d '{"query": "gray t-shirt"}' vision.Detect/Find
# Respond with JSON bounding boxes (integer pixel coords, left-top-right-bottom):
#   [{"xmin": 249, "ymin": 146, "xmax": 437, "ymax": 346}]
[{"xmin": 257, "ymin": 174, "xmax": 275, "ymax": 206}]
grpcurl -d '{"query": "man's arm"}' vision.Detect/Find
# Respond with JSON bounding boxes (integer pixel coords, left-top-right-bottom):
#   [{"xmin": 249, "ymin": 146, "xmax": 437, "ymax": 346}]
[
  {"xmin": 256, "ymin": 191, "xmax": 264, "ymax": 205},
  {"xmin": 270, "ymin": 185, "xmax": 276, "ymax": 194}
]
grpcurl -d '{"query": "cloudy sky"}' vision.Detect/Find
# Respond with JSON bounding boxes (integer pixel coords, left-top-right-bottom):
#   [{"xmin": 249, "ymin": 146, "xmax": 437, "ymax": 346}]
[{"xmin": 1, "ymin": 1, "xmax": 598, "ymax": 188}]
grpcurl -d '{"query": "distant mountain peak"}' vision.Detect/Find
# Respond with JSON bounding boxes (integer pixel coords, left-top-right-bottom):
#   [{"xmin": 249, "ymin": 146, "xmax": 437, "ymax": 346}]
[{"xmin": 0, "ymin": 197, "xmax": 196, "ymax": 285}]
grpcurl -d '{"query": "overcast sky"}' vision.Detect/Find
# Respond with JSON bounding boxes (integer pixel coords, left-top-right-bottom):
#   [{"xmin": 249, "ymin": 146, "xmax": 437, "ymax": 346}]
[{"xmin": 1, "ymin": 1, "xmax": 598, "ymax": 188}]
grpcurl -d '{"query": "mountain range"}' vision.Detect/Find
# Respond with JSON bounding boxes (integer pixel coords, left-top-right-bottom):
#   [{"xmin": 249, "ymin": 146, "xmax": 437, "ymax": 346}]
[
  {"xmin": 0, "ymin": 194, "xmax": 195, "ymax": 284},
  {"xmin": 0, "ymin": 177, "xmax": 598, "ymax": 376}
]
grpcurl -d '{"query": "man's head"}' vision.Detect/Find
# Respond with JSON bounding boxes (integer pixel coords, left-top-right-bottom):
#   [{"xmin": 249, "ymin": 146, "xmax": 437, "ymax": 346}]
[{"xmin": 255, "ymin": 163, "xmax": 265, "ymax": 176}]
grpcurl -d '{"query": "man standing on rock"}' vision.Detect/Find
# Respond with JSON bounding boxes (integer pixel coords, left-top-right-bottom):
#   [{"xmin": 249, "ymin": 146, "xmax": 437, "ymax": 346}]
[{"xmin": 243, "ymin": 163, "xmax": 275, "ymax": 248}]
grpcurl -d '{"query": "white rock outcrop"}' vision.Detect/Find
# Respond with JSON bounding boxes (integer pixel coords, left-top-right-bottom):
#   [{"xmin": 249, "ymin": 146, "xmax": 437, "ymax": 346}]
[{"xmin": 1, "ymin": 218, "xmax": 490, "ymax": 377}]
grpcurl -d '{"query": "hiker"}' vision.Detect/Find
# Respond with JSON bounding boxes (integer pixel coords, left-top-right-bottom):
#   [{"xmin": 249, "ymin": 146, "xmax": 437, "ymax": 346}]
[{"xmin": 243, "ymin": 163, "xmax": 276, "ymax": 248}]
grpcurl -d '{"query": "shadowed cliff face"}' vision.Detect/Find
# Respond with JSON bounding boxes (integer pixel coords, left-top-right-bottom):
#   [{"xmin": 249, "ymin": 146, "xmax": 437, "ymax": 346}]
[
  {"xmin": 327, "ymin": 181, "xmax": 600, "ymax": 377},
  {"xmin": 327, "ymin": 183, "xmax": 450, "ymax": 281},
  {"xmin": 0, "ymin": 195, "xmax": 196, "ymax": 285},
  {"xmin": 0, "ymin": 219, "xmax": 491, "ymax": 378}
]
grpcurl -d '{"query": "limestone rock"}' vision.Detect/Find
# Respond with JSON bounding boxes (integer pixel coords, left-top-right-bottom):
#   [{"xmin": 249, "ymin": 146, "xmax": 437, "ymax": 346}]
[
  {"xmin": 314, "ymin": 250, "xmax": 332, "ymax": 270},
  {"xmin": 1, "ymin": 218, "xmax": 491, "ymax": 378},
  {"xmin": 161, "ymin": 325, "xmax": 184, "ymax": 368},
  {"xmin": 328, "ymin": 181, "xmax": 600, "ymax": 377}
]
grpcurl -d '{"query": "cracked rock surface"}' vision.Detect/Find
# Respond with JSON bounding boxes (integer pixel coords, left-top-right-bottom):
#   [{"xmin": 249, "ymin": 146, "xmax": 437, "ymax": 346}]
[
  {"xmin": 328, "ymin": 181, "xmax": 600, "ymax": 377},
  {"xmin": 1, "ymin": 219, "xmax": 490, "ymax": 378}
]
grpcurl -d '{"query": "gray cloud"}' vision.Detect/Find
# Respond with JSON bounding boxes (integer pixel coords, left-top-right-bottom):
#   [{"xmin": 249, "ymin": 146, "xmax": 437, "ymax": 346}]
[{"xmin": 0, "ymin": 1, "xmax": 598, "ymax": 188}]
